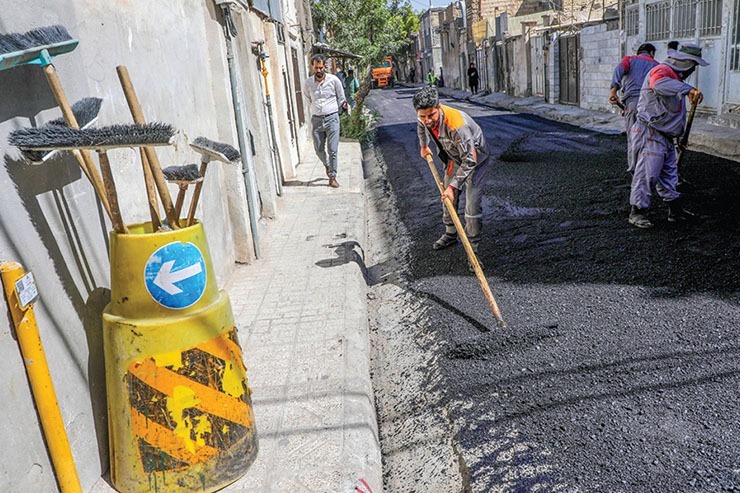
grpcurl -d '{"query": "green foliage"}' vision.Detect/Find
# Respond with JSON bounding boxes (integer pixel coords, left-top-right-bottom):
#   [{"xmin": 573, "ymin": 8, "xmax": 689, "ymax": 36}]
[
  {"xmin": 311, "ymin": 0, "xmax": 419, "ymax": 65},
  {"xmin": 339, "ymin": 105, "xmax": 377, "ymax": 144}
]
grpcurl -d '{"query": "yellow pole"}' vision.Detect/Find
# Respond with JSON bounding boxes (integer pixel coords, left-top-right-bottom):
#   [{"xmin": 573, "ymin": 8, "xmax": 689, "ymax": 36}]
[{"xmin": 0, "ymin": 262, "xmax": 82, "ymax": 493}]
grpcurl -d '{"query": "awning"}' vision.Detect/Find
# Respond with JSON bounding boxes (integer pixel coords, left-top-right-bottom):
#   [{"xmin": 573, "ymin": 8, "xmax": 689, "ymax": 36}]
[{"xmin": 311, "ymin": 43, "xmax": 363, "ymax": 60}]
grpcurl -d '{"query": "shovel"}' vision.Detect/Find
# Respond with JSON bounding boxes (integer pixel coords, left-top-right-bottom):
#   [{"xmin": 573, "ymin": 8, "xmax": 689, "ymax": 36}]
[{"xmin": 424, "ymin": 155, "xmax": 506, "ymax": 328}]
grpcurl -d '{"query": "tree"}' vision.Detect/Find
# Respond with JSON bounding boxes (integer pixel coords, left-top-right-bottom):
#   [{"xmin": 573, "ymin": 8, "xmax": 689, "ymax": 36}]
[{"xmin": 311, "ymin": 0, "xmax": 419, "ymax": 65}]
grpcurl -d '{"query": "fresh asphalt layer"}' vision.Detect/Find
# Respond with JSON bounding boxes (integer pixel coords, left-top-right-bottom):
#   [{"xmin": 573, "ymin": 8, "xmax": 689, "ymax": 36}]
[{"xmin": 365, "ymin": 87, "xmax": 739, "ymax": 492}]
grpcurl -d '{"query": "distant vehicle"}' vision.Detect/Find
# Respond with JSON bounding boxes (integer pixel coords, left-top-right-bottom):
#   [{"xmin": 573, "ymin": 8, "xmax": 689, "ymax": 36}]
[{"xmin": 371, "ymin": 57, "xmax": 394, "ymax": 89}]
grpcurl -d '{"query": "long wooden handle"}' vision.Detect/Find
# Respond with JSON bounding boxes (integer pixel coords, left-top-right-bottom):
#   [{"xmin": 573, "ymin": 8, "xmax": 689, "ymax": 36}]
[
  {"xmin": 677, "ymin": 98, "xmax": 698, "ymax": 167},
  {"xmin": 116, "ymin": 65, "xmax": 179, "ymax": 229},
  {"xmin": 97, "ymin": 151, "xmax": 129, "ymax": 234},
  {"xmin": 425, "ymin": 155, "xmax": 506, "ymax": 327},
  {"xmin": 186, "ymin": 160, "xmax": 209, "ymax": 227},
  {"xmin": 139, "ymin": 149, "xmax": 161, "ymax": 230},
  {"xmin": 174, "ymin": 184, "xmax": 188, "ymax": 219},
  {"xmin": 42, "ymin": 65, "xmax": 113, "ymax": 221}
]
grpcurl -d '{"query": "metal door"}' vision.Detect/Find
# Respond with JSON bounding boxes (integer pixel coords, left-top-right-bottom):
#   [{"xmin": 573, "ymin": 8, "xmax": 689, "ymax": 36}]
[
  {"xmin": 728, "ymin": 0, "xmax": 740, "ymax": 103},
  {"xmin": 558, "ymin": 34, "xmax": 580, "ymax": 105},
  {"xmin": 532, "ymin": 35, "xmax": 545, "ymax": 96},
  {"xmin": 290, "ymin": 47, "xmax": 305, "ymax": 126}
]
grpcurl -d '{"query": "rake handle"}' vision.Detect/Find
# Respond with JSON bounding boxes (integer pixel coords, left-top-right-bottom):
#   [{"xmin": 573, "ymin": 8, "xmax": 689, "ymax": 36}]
[
  {"xmin": 424, "ymin": 155, "xmax": 506, "ymax": 327},
  {"xmin": 116, "ymin": 65, "xmax": 179, "ymax": 229},
  {"xmin": 676, "ymin": 98, "xmax": 698, "ymax": 167},
  {"xmin": 185, "ymin": 160, "xmax": 209, "ymax": 227},
  {"xmin": 42, "ymin": 65, "xmax": 113, "ymax": 221}
]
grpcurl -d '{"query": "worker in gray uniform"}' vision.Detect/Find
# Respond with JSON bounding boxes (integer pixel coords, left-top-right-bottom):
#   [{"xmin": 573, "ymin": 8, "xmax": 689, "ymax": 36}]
[
  {"xmin": 609, "ymin": 43, "xmax": 659, "ymax": 175},
  {"xmin": 413, "ymin": 86, "xmax": 490, "ymax": 271},
  {"xmin": 628, "ymin": 44, "xmax": 708, "ymax": 229}
]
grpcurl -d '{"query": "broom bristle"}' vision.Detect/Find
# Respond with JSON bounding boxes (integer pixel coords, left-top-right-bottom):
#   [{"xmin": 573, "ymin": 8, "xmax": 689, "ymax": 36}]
[
  {"xmin": 48, "ymin": 97, "xmax": 103, "ymax": 128},
  {"xmin": 18, "ymin": 98, "xmax": 103, "ymax": 163},
  {"xmin": 162, "ymin": 164, "xmax": 202, "ymax": 182},
  {"xmin": 9, "ymin": 122, "xmax": 175, "ymax": 149},
  {"xmin": 191, "ymin": 136, "xmax": 240, "ymax": 163},
  {"xmin": 0, "ymin": 25, "xmax": 72, "ymax": 55}
]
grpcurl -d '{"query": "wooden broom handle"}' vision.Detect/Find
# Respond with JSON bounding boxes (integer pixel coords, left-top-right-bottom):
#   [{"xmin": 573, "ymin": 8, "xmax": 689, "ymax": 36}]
[
  {"xmin": 97, "ymin": 152, "xmax": 128, "ymax": 234},
  {"xmin": 42, "ymin": 65, "xmax": 113, "ymax": 221},
  {"xmin": 425, "ymin": 155, "xmax": 506, "ymax": 327},
  {"xmin": 139, "ymin": 149, "xmax": 161, "ymax": 231},
  {"xmin": 185, "ymin": 160, "xmax": 209, "ymax": 227},
  {"xmin": 116, "ymin": 65, "xmax": 179, "ymax": 229}
]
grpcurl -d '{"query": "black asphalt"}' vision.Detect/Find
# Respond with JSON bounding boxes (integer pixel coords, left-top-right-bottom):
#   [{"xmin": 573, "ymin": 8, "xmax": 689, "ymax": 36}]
[{"xmin": 366, "ymin": 87, "xmax": 739, "ymax": 492}]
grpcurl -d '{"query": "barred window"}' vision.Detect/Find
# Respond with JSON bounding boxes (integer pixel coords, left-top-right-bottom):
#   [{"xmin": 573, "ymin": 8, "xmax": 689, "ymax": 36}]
[
  {"xmin": 625, "ymin": 5, "xmax": 640, "ymax": 36},
  {"xmin": 646, "ymin": 1, "xmax": 670, "ymax": 40},
  {"xmin": 699, "ymin": 0, "xmax": 722, "ymax": 36},
  {"xmin": 673, "ymin": 0, "xmax": 696, "ymax": 38}
]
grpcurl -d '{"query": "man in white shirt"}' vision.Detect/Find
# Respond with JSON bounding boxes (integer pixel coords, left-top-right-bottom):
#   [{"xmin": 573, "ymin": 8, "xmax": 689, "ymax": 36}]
[{"xmin": 304, "ymin": 54, "xmax": 348, "ymax": 188}]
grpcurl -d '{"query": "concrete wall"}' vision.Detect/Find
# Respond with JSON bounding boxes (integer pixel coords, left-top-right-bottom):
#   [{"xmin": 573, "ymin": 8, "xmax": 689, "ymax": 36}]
[
  {"xmin": 580, "ymin": 23, "xmax": 621, "ymax": 111},
  {"xmin": 0, "ymin": 0, "xmax": 307, "ymax": 491}
]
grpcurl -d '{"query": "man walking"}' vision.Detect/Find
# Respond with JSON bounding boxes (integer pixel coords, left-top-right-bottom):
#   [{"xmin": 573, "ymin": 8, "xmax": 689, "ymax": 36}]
[
  {"xmin": 609, "ymin": 43, "xmax": 658, "ymax": 175},
  {"xmin": 413, "ymin": 86, "xmax": 490, "ymax": 271},
  {"xmin": 305, "ymin": 54, "xmax": 347, "ymax": 188},
  {"xmin": 628, "ymin": 44, "xmax": 708, "ymax": 228}
]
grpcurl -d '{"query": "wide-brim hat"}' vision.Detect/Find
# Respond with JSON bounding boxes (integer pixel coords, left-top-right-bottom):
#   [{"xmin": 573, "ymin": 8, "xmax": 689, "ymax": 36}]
[{"xmin": 666, "ymin": 43, "xmax": 710, "ymax": 66}]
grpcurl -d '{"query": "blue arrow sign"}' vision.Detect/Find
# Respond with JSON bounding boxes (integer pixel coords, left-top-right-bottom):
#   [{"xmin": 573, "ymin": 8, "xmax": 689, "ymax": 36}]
[{"xmin": 144, "ymin": 241, "xmax": 207, "ymax": 309}]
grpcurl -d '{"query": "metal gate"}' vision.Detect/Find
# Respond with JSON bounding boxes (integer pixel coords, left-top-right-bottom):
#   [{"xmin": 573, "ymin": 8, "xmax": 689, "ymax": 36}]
[
  {"xmin": 728, "ymin": 0, "xmax": 740, "ymax": 103},
  {"xmin": 558, "ymin": 34, "xmax": 579, "ymax": 105}
]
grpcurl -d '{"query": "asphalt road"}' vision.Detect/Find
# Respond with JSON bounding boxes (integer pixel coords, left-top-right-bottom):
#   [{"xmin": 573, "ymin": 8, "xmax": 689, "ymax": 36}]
[{"xmin": 365, "ymin": 87, "xmax": 739, "ymax": 492}]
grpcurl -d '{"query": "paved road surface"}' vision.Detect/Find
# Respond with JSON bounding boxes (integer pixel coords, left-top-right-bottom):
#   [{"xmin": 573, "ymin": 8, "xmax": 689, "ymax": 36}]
[{"xmin": 366, "ymin": 87, "xmax": 739, "ymax": 492}]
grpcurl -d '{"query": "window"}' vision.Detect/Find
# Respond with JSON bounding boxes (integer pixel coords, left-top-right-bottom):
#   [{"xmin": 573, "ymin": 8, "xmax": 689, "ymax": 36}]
[
  {"xmin": 644, "ymin": 0, "xmax": 722, "ymax": 41},
  {"xmin": 699, "ymin": 0, "xmax": 722, "ymax": 35},
  {"xmin": 646, "ymin": 1, "xmax": 670, "ymax": 40},
  {"xmin": 673, "ymin": 0, "xmax": 696, "ymax": 38},
  {"xmin": 625, "ymin": 5, "xmax": 640, "ymax": 36}
]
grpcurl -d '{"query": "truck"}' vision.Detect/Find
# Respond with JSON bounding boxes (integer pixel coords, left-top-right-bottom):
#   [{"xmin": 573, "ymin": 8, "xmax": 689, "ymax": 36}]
[{"xmin": 371, "ymin": 57, "xmax": 394, "ymax": 89}]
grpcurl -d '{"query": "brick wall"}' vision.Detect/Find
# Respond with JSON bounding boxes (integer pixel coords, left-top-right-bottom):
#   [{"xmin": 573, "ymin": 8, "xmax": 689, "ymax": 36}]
[{"xmin": 579, "ymin": 23, "xmax": 621, "ymax": 111}]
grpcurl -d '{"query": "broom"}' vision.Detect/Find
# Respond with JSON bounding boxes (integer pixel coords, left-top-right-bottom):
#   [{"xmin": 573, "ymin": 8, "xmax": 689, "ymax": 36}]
[
  {"xmin": 21, "ymin": 97, "xmax": 103, "ymax": 163},
  {"xmin": 186, "ymin": 137, "xmax": 240, "ymax": 226},
  {"xmin": 162, "ymin": 164, "xmax": 203, "ymax": 220},
  {"xmin": 0, "ymin": 25, "xmax": 112, "ymax": 220},
  {"xmin": 10, "ymin": 123, "xmax": 176, "ymax": 234}
]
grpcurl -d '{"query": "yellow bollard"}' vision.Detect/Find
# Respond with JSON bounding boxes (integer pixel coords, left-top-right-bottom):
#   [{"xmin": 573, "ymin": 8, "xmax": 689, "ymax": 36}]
[
  {"xmin": 0, "ymin": 262, "xmax": 82, "ymax": 493},
  {"xmin": 103, "ymin": 221, "xmax": 257, "ymax": 492}
]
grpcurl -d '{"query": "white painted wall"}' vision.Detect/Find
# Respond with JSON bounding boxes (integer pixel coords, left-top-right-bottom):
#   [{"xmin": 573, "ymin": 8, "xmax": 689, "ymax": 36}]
[
  {"xmin": 0, "ymin": 0, "xmax": 307, "ymax": 490},
  {"xmin": 580, "ymin": 23, "xmax": 621, "ymax": 112}
]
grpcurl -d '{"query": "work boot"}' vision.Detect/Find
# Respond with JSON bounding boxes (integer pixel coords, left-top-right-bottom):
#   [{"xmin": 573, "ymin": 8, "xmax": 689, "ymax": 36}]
[
  {"xmin": 328, "ymin": 177, "xmax": 340, "ymax": 188},
  {"xmin": 432, "ymin": 232, "xmax": 457, "ymax": 250},
  {"xmin": 667, "ymin": 199, "xmax": 698, "ymax": 223},
  {"xmin": 628, "ymin": 206, "xmax": 653, "ymax": 229}
]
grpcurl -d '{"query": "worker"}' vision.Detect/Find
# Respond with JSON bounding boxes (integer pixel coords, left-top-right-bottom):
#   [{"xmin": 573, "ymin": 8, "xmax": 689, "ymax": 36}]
[
  {"xmin": 609, "ymin": 43, "xmax": 659, "ymax": 176},
  {"xmin": 427, "ymin": 69, "xmax": 437, "ymax": 86},
  {"xmin": 413, "ymin": 86, "xmax": 490, "ymax": 271},
  {"xmin": 628, "ymin": 43, "xmax": 709, "ymax": 228}
]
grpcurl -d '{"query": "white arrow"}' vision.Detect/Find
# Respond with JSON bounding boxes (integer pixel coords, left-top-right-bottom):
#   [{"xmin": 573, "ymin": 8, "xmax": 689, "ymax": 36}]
[{"xmin": 153, "ymin": 260, "xmax": 203, "ymax": 295}]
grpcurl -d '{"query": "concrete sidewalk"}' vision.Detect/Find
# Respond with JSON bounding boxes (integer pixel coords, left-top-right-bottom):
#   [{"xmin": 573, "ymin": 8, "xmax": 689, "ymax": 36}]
[
  {"xmin": 222, "ymin": 140, "xmax": 381, "ymax": 492},
  {"xmin": 421, "ymin": 83, "xmax": 740, "ymax": 163}
]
